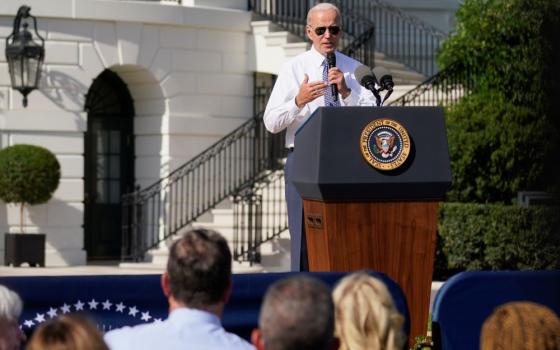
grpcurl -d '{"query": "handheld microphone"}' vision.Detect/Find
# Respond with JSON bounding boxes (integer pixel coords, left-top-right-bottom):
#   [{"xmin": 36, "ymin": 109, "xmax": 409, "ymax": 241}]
[
  {"xmin": 354, "ymin": 64, "xmax": 381, "ymax": 106},
  {"xmin": 326, "ymin": 53, "xmax": 338, "ymax": 102}
]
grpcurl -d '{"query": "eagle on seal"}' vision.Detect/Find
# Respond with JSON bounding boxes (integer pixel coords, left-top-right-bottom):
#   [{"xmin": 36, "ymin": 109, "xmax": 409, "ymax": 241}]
[{"xmin": 375, "ymin": 131, "xmax": 397, "ymax": 158}]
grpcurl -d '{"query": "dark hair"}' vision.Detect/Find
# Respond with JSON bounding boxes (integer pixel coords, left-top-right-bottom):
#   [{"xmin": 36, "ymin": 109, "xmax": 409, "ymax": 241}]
[
  {"xmin": 166, "ymin": 229, "xmax": 232, "ymax": 308},
  {"xmin": 259, "ymin": 275, "xmax": 335, "ymax": 350}
]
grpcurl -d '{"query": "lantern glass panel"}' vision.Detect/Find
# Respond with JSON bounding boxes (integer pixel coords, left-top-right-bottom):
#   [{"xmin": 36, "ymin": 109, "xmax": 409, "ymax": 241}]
[
  {"xmin": 26, "ymin": 56, "xmax": 40, "ymax": 88},
  {"xmin": 8, "ymin": 59, "xmax": 23, "ymax": 88}
]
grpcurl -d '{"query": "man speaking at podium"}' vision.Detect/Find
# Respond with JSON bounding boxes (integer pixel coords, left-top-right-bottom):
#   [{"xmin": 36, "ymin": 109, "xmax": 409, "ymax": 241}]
[{"xmin": 263, "ymin": 3, "xmax": 377, "ymax": 271}]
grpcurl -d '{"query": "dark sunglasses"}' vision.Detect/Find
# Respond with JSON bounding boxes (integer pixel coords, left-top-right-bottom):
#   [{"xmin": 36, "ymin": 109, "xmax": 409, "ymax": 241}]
[{"xmin": 312, "ymin": 25, "xmax": 341, "ymax": 36}]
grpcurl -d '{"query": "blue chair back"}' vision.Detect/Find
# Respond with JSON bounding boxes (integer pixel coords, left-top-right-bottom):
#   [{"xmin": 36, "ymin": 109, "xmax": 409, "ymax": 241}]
[
  {"xmin": 432, "ymin": 270, "xmax": 560, "ymax": 350},
  {"xmin": 0, "ymin": 271, "xmax": 409, "ymax": 341}
]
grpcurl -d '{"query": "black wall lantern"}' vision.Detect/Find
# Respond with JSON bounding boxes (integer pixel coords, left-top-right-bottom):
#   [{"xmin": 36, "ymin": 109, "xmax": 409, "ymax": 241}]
[{"xmin": 5, "ymin": 5, "xmax": 45, "ymax": 108}]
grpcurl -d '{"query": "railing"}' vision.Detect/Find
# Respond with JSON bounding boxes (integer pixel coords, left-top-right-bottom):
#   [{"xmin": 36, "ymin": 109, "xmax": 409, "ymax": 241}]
[
  {"xmin": 233, "ymin": 170, "xmax": 287, "ymax": 263},
  {"xmin": 389, "ymin": 62, "xmax": 476, "ymax": 107},
  {"xmin": 250, "ymin": 0, "xmax": 446, "ymax": 77},
  {"xmin": 347, "ymin": 0, "xmax": 446, "ymax": 77},
  {"xmin": 249, "ymin": 0, "xmax": 377, "ymax": 69},
  {"xmin": 121, "ymin": 114, "xmax": 286, "ymax": 261},
  {"xmin": 121, "ymin": 0, "xmax": 456, "ymax": 263}
]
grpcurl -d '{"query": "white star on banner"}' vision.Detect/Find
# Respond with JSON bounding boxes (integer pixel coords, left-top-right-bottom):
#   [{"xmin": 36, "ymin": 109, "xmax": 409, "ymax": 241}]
[
  {"xmin": 47, "ymin": 308, "xmax": 58, "ymax": 318},
  {"xmin": 60, "ymin": 304, "xmax": 71, "ymax": 314},
  {"xmin": 102, "ymin": 300, "xmax": 112, "ymax": 310},
  {"xmin": 74, "ymin": 301, "xmax": 85, "ymax": 311},
  {"xmin": 34, "ymin": 313, "xmax": 45, "ymax": 323},
  {"xmin": 155, "ymin": 318, "xmax": 163, "ymax": 322},
  {"xmin": 23, "ymin": 320, "xmax": 35, "ymax": 328},
  {"xmin": 140, "ymin": 312, "xmax": 152, "ymax": 322},
  {"xmin": 115, "ymin": 302, "xmax": 126, "ymax": 313},
  {"xmin": 88, "ymin": 299, "xmax": 99, "ymax": 310},
  {"xmin": 128, "ymin": 306, "xmax": 139, "ymax": 317}
]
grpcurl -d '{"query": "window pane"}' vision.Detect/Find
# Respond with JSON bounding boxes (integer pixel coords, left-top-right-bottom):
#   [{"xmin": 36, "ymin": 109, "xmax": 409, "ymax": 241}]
[
  {"xmin": 109, "ymin": 180, "xmax": 120, "ymax": 204},
  {"xmin": 97, "ymin": 156, "xmax": 107, "ymax": 178},
  {"xmin": 97, "ymin": 130, "xmax": 109, "ymax": 153},
  {"xmin": 110, "ymin": 156, "xmax": 120, "ymax": 178},
  {"xmin": 96, "ymin": 180, "xmax": 107, "ymax": 203},
  {"xmin": 110, "ymin": 130, "xmax": 120, "ymax": 153}
]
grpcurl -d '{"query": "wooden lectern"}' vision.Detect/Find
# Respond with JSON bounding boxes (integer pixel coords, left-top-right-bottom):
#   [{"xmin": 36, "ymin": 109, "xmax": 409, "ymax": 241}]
[{"xmin": 292, "ymin": 106, "xmax": 451, "ymax": 344}]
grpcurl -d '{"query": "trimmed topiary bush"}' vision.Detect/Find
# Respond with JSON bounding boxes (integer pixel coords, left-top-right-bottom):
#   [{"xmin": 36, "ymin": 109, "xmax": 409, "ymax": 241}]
[
  {"xmin": 0, "ymin": 144, "xmax": 60, "ymax": 233},
  {"xmin": 434, "ymin": 202, "xmax": 560, "ymax": 280}
]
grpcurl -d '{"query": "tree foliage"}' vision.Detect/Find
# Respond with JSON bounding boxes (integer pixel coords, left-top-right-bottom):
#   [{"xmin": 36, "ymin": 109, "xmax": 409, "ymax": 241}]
[
  {"xmin": 438, "ymin": 0, "xmax": 560, "ymax": 202},
  {"xmin": 0, "ymin": 144, "xmax": 60, "ymax": 206}
]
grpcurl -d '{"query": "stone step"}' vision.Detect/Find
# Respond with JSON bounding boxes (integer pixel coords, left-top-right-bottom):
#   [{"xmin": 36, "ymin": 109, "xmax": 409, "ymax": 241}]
[
  {"xmin": 374, "ymin": 57, "xmax": 409, "ymax": 71},
  {"xmin": 382, "ymin": 84, "xmax": 417, "ymax": 105},
  {"xmin": 251, "ymin": 19, "xmax": 428, "ymax": 86},
  {"xmin": 120, "ymin": 259, "xmax": 265, "ymax": 274},
  {"xmin": 251, "ymin": 20, "xmax": 281, "ymax": 35},
  {"xmin": 389, "ymin": 68, "xmax": 426, "ymax": 83},
  {"xmin": 263, "ymin": 31, "xmax": 300, "ymax": 46},
  {"xmin": 283, "ymin": 42, "xmax": 309, "ymax": 58},
  {"xmin": 140, "ymin": 230, "xmax": 290, "ymax": 273}
]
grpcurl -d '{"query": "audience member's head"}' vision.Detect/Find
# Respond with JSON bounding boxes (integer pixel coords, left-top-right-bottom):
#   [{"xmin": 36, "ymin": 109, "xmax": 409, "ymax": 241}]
[
  {"xmin": 251, "ymin": 275, "xmax": 335, "ymax": 350},
  {"xmin": 26, "ymin": 314, "xmax": 108, "ymax": 350},
  {"xmin": 161, "ymin": 228, "xmax": 232, "ymax": 315},
  {"xmin": 333, "ymin": 272, "xmax": 405, "ymax": 350},
  {"xmin": 480, "ymin": 301, "xmax": 560, "ymax": 350},
  {"xmin": 0, "ymin": 284, "xmax": 25, "ymax": 350}
]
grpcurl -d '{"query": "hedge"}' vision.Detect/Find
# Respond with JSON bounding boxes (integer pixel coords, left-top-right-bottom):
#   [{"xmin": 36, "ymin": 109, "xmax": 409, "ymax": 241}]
[{"xmin": 434, "ymin": 202, "xmax": 560, "ymax": 280}]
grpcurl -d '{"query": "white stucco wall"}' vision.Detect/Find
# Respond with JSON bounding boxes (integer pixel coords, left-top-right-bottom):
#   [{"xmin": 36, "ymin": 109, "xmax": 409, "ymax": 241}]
[{"xmin": 0, "ymin": 0, "xmax": 252, "ymax": 266}]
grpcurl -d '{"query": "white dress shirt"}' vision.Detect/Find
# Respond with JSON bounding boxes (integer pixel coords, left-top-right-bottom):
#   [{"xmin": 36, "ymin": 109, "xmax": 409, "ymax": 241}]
[
  {"xmin": 104, "ymin": 308, "xmax": 255, "ymax": 350},
  {"xmin": 263, "ymin": 46, "xmax": 377, "ymax": 148}
]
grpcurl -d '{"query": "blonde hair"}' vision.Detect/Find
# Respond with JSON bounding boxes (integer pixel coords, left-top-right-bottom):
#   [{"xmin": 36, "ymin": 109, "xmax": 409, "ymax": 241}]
[
  {"xmin": 26, "ymin": 314, "xmax": 109, "ymax": 350},
  {"xmin": 480, "ymin": 301, "xmax": 560, "ymax": 350},
  {"xmin": 333, "ymin": 273, "xmax": 405, "ymax": 350}
]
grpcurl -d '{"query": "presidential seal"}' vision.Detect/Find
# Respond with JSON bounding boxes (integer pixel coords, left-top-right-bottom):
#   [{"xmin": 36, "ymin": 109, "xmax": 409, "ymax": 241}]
[{"xmin": 360, "ymin": 118, "xmax": 411, "ymax": 171}]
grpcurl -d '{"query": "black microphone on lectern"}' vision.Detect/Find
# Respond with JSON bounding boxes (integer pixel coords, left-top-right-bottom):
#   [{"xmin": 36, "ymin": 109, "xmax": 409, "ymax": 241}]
[
  {"xmin": 372, "ymin": 66, "xmax": 394, "ymax": 91},
  {"xmin": 372, "ymin": 66, "xmax": 394, "ymax": 104},
  {"xmin": 354, "ymin": 64, "xmax": 381, "ymax": 106},
  {"xmin": 326, "ymin": 53, "xmax": 338, "ymax": 102}
]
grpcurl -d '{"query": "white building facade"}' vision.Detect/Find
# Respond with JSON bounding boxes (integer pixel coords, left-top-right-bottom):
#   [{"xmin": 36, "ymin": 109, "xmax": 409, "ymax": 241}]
[
  {"xmin": 0, "ymin": 0, "xmax": 253, "ymax": 265},
  {"xmin": 0, "ymin": 0, "xmax": 459, "ymax": 267}
]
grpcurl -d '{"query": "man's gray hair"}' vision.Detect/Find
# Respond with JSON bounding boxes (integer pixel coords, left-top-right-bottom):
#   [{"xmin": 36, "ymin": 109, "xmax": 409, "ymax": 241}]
[
  {"xmin": 259, "ymin": 275, "xmax": 335, "ymax": 350},
  {"xmin": 0, "ymin": 285, "xmax": 23, "ymax": 321},
  {"xmin": 307, "ymin": 3, "xmax": 341, "ymax": 25}
]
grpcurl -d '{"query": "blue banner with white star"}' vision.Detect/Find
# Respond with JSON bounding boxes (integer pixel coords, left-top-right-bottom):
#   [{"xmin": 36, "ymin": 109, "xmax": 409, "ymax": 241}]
[
  {"xmin": 1, "ymin": 274, "xmax": 167, "ymax": 334},
  {"xmin": 0, "ymin": 272, "xmax": 409, "ymax": 340}
]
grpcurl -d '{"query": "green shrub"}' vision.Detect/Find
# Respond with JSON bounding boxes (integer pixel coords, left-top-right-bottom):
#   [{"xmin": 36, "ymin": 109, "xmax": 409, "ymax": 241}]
[
  {"xmin": 445, "ymin": 92, "xmax": 555, "ymax": 203},
  {"xmin": 0, "ymin": 144, "xmax": 61, "ymax": 232},
  {"xmin": 434, "ymin": 202, "xmax": 560, "ymax": 280}
]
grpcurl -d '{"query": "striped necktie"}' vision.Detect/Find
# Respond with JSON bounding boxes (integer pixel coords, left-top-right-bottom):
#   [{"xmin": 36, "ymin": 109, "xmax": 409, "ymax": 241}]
[{"xmin": 322, "ymin": 59, "xmax": 340, "ymax": 107}]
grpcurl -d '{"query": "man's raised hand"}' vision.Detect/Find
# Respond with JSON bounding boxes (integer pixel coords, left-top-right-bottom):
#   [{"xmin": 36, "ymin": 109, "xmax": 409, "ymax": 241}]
[{"xmin": 295, "ymin": 74, "xmax": 327, "ymax": 108}]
